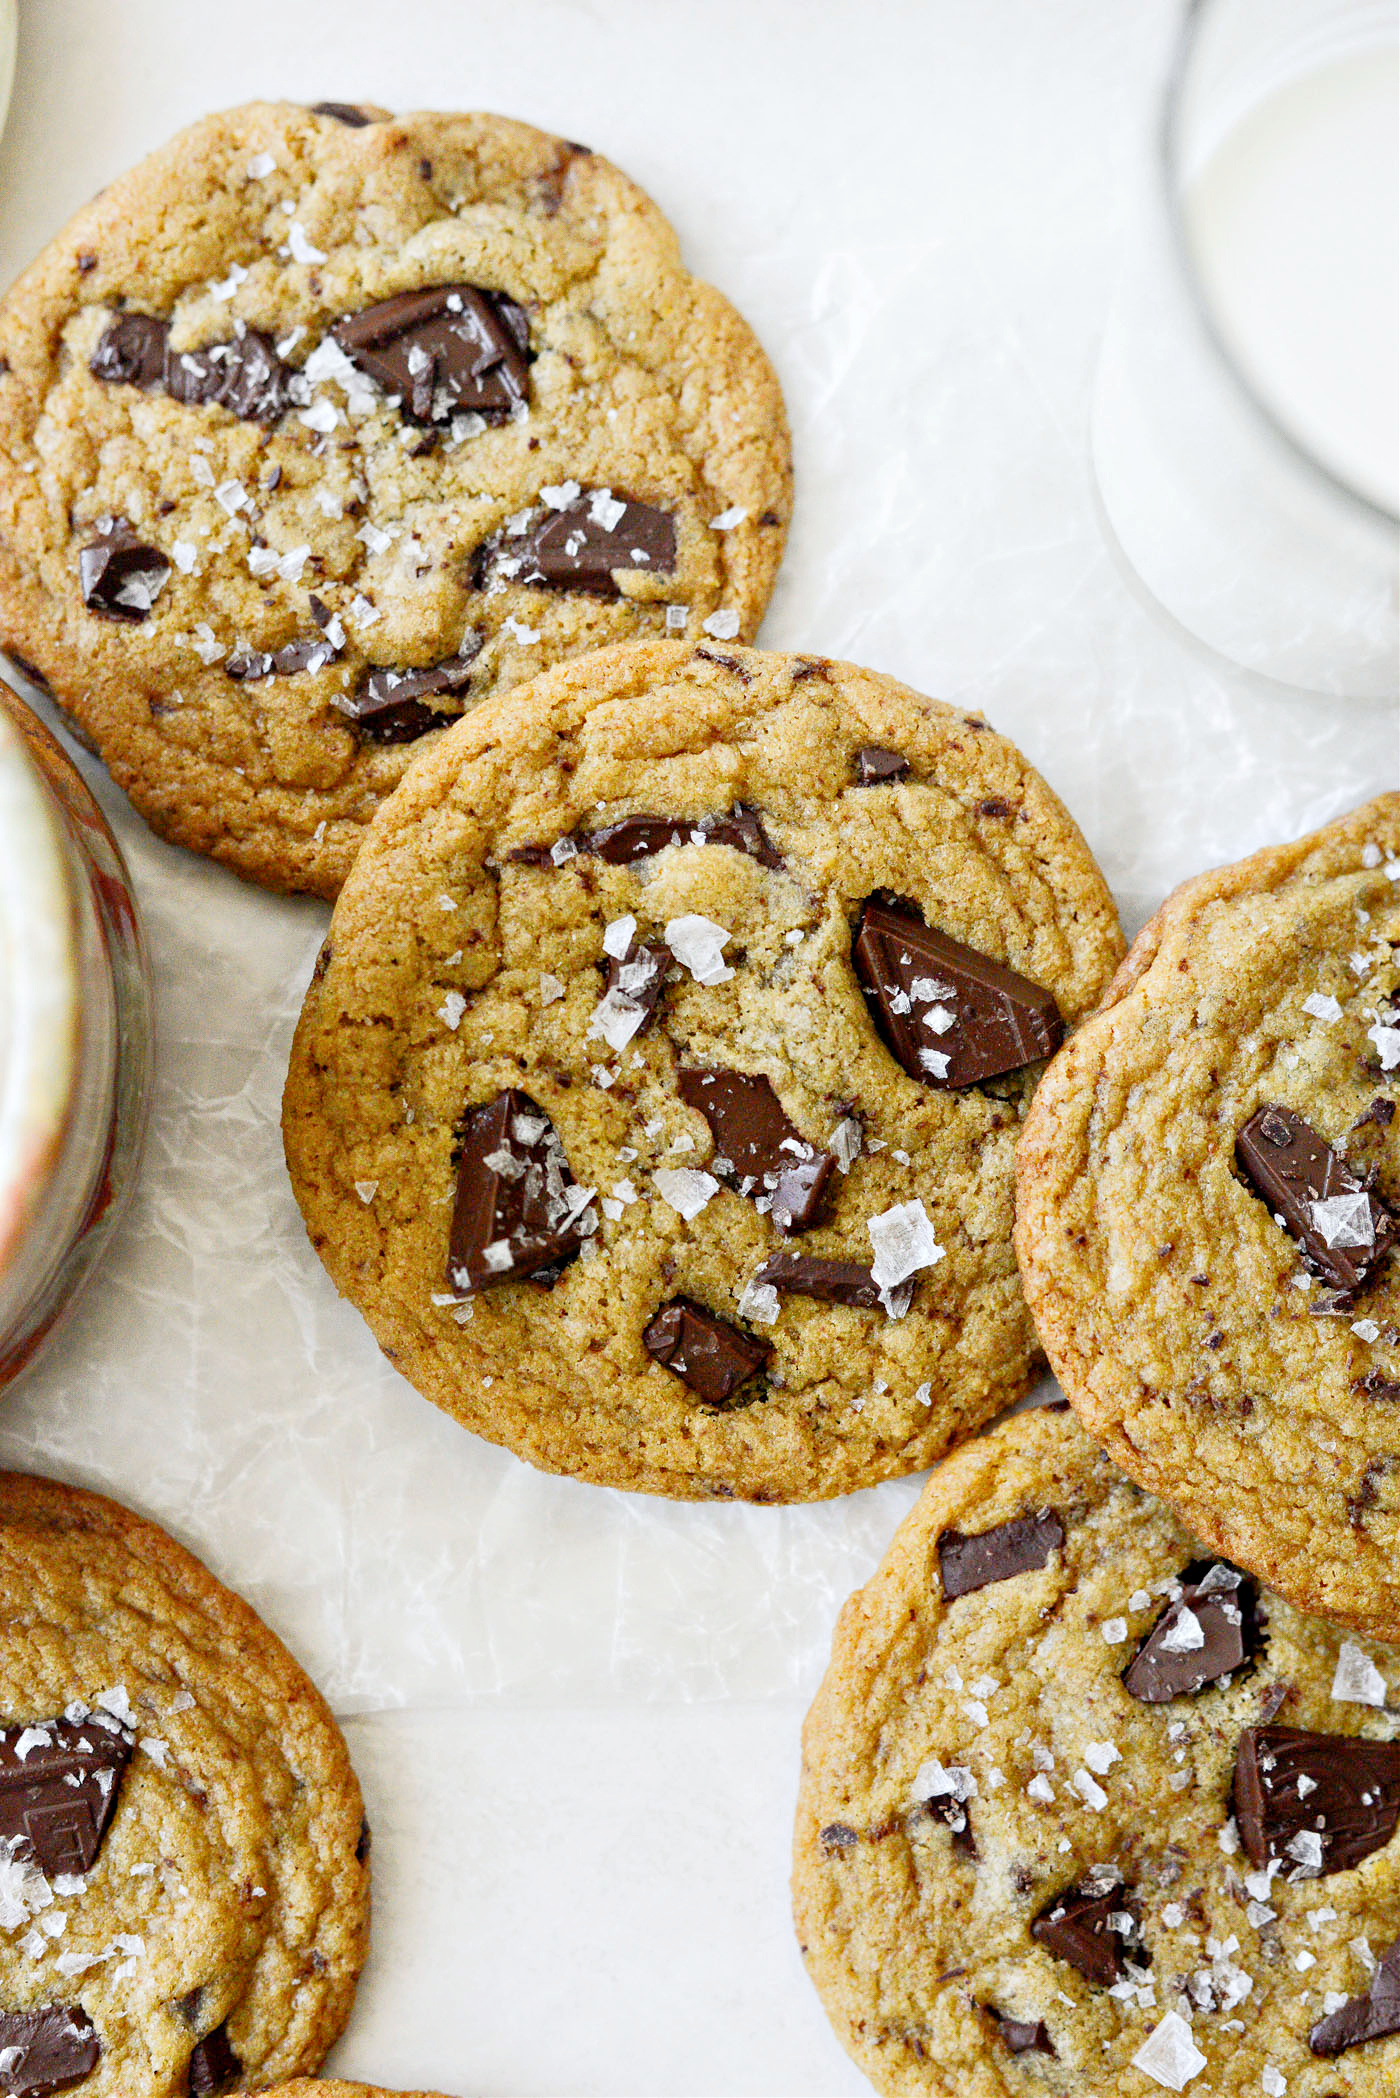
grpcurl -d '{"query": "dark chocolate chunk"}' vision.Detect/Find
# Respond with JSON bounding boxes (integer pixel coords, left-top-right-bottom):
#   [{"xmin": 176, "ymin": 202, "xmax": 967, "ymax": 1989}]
[
  {"xmin": 854, "ymin": 746, "xmax": 909, "ymax": 786},
  {"xmin": 0, "ymin": 2005, "xmax": 100, "ymax": 2095},
  {"xmin": 1309, "ymin": 1936, "xmax": 1400, "ymax": 2056},
  {"xmin": 333, "ymin": 284, "xmax": 529, "ymax": 424},
  {"xmin": 187, "ymin": 2022, "xmax": 239, "ymax": 2095},
  {"xmin": 78, "ymin": 524, "xmax": 169, "ymax": 622},
  {"xmin": 165, "ymin": 328, "xmax": 288, "ymax": 422},
  {"xmin": 479, "ymin": 488, "xmax": 675, "ymax": 594},
  {"xmin": 987, "ymin": 2008, "xmax": 1054, "ymax": 2056},
  {"xmin": 311, "ymin": 101, "xmax": 376, "ymax": 125},
  {"xmin": 641, "ymin": 1297, "xmax": 770, "ymax": 1405},
  {"xmin": 677, "ymin": 1070, "xmax": 834, "ymax": 1233},
  {"xmin": 1236, "ymin": 1103, "xmax": 1398, "ymax": 1294},
  {"xmin": 0, "ymin": 1716, "xmax": 132, "ymax": 1876},
  {"xmin": 580, "ymin": 805, "xmax": 781, "ymax": 869},
  {"xmin": 1355, "ymin": 1096, "xmax": 1397, "ymax": 1131},
  {"xmin": 1233, "ymin": 1725, "xmax": 1400, "ymax": 1876},
  {"xmin": 332, "ymin": 639, "xmax": 482, "ymax": 743},
  {"xmin": 602, "ymin": 941, "xmax": 668, "ymax": 1036},
  {"xmin": 753, "ymin": 1255, "xmax": 882, "ymax": 1308},
  {"xmin": 923, "ymin": 1789, "xmax": 976, "ymax": 1857},
  {"xmin": 937, "ymin": 1511, "xmax": 1064, "ymax": 1599},
  {"xmin": 1123, "ymin": 1563, "xmax": 1258, "ymax": 1702},
  {"xmin": 1031, "ymin": 1880, "xmax": 1137, "ymax": 1988},
  {"xmin": 89, "ymin": 311, "xmax": 169, "ymax": 388},
  {"xmin": 853, "ymin": 896, "xmax": 1063, "ymax": 1088},
  {"xmin": 226, "ymin": 631, "xmax": 343, "ymax": 682},
  {"xmin": 354, "ymin": 1814, "xmax": 372, "ymax": 1863},
  {"xmin": 446, "ymin": 1089, "xmax": 591, "ymax": 1294}
]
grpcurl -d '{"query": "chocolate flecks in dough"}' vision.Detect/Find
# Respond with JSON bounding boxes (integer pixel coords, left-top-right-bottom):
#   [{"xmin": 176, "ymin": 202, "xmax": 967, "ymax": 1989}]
[
  {"xmin": 332, "ymin": 284, "xmax": 529, "ymax": 425},
  {"xmin": 0, "ymin": 2005, "xmax": 100, "ymax": 2095},
  {"xmin": 186, "ymin": 2022, "xmax": 239, "ymax": 2095},
  {"xmin": 642, "ymin": 1296, "xmax": 770, "ymax": 1405},
  {"xmin": 986, "ymin": 2008, "xmax": 1054, "ymax": 2057},
  {"xmin": 677, "ymin": 1069, "xmax": 835, "ymax": 1234},
  {"xmin": 515, "ymin": 804, "xmax": 782, "ymax": 871},
  {"xmin": 854, "ymin": 746, "xmax": 909, "ymax": 786},
  {"xmin": 1309, "ymin": 1936, "xmax": 1400, "ymax": 2055},
  {"xmin": 937, "ymin": 1510, "xmax": 1064, "ymax": 1598},
  {"xmin": 693, "ymin": 647, "xmax": 752, "ymax": 682},
  {"xmin": 0, "ymin": 1716, "xmax": 131, "ymax": 1876},
  {"xmin": 310, "ymin": 101, "xmax": 379, "ymax": 125},
  {"xmin": 332, "ymin": 640, "xmax": 482, "ymax": 743},
  {"xmin": 853, "ymin": 895, "xmax": 1063, "ymax": 1089},
  {"xmin": 1031, "ymin": 1879, "xmax": 1138, "ymax": 1988},
  {"xmin": 478, "ymin": 488, "xmax": 676, "ymax": 595},
  {"xmin": 603, "ymin": 941, "xmax": 668, "ymax": 1035},
  {"xmin": 819, "ymin": 1822, "xmax": 858, "ymax": 1855},
  {"xmin": 77, "ymin": 523, "xmax": 169, "ymax": 622},
  {"xmin": 1122, "ymin": 1563, "xmax": 1258, "ymax": 1701},
  {"xmin": 91, "ymin": 315, "xmax": 290, "ymax": 422},
  {"xmin": 1236, "ymin": 1103, "xmax": 1398, "ymax": 1294},
  {"xmin": 1357, "ymin": 1370, "xmax": 1400, "ymax": 1403},
  {"xmin": 1233, "ymin": 1725, "xmax": 1400, "ymax": 1875},
  {"xmin": 446, "ymin": 1088, "xmax": 590, "ymax": 1294},
  {"xmin": 753, "ymin": 1254, "xmax": 882, "ymax": 1308},
  {"xmin": 1354, "ymin": 1096, "xmax": 1397, "ymax": 1132}
]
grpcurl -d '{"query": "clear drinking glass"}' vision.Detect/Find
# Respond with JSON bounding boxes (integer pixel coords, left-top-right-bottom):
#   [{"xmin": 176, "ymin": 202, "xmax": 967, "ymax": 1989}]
[{"xmin": 1091, "ymin": 0, "xmax": 1399, "ymax": 702}]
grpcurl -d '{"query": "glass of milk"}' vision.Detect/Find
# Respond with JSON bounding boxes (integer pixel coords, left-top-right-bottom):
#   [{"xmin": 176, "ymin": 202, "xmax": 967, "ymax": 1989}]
[{"xmin": 1091, "ymin": 0, "xmax": 1399, "ymax": 700}]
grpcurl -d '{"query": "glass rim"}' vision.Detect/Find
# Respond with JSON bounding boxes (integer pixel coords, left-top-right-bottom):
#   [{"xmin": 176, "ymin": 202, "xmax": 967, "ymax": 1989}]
[{"xmin": 1160, "ymin": 0, "xmax": 1400, "ymax": 531}]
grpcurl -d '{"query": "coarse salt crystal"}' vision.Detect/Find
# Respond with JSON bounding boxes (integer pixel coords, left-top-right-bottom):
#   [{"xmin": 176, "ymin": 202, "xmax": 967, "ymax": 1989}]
[
  {"xmin": 866, "ymin": 1200, "xmax": 944, "ymax": 1294},
  {"xmin": 172, "ymin": 540, "xmax": 197, "ymax": 574},
  {"xmin": 665, "ymin": 915, "xmax": 733, "ymax": 986},
  {"xmin": 438, "ymin": 991, "xmax": 466, "ymax": 1030},
  {"xmin": 539, "ymin": 974, "xmax": 566, "ymax": 1005},
  {"xmin": 738, "ymin": 1280, "xmax": 781, "ymax": 1326},
  {"xmin": 1331, "ymin": 1640, "xmax": 1387, "ymax": 1707},
  {"xmin": 709, "ymin": 505, "xmax": 747, "ymax": 530},
  {"xmin": 702, "ymin": 608, "xmax": 741, "ymax": 640},
  {"xmin": 1083, "ymin": 1741, "xmax": 1121, "ymax": 1776},
  {"xmin": 504, "ymin": 616, "xmax": 540, "ymax": 644},
  {"xmin": 652, "ymin": 1167, "xmax": 719, "ymax": 1221},
  {"xmin": 539, "ymin": 481, "xmax": 581, "ymax": 510},
  {"xmin": 1302, "ymin": 992, "xmax": 1343, "ymax": 1022},
  {"xmin": 246, "ymin": 151, "xmax": 277, "ymax": 179},
  {"xmin": 1261, "ymin": 2070, "xmax": 1285, "ymax": 2096},
  {"xmin": 1101, "ymin": 1618, "xmax": 1129, "ymax": 1645},
  {"xmin": 1310, "ymin": 1192, "xmax": 1375, "ymax": 1250},
  {"xmin": 1367, "ymin": 1021, "xmax": 1400, "ymax": 1070},
  {"xmin": 1073, "ymin": 1767, "xmax": 1108, "ymax": 1810},
  {"xmin": 1131, "ymin": 2010, "xmax": 1207, "ymax": 2090},
  {"xmin": 354, "ymin": 1180, "xmax": 378, "ymax": 1205},
  {"xmin": 287, "ymin": 222, "xmax": 327, "ymax": 265},
  {"xmin": 602, "ymin": 915, "xmax": 637, "ymax": 960},
  {"xmin": 1351, "ymin": 1318, "xmax": 1381, "ymax": 1342}
]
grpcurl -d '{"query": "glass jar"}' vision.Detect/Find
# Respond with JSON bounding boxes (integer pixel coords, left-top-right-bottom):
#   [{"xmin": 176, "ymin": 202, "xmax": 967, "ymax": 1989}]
[{"xmin": 0, "ymin": 678, "xmax": 152, "ymax": 1385}]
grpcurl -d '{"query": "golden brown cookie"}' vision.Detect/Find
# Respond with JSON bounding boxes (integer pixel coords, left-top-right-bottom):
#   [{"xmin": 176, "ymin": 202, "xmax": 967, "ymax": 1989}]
[
  {"xmin": 794, "ymin": 1404, "xmax": 1400, "ymax": 2096},
  {"xmin": 260, "ymin": 2086, "xmax": 454, "ymax": 2097},
  {"xmin": 0, "ymin": 1471, "xmax": 369, "ymax": 2095},
  {"xmin": 282, "ymin": 639, "xmax": 1123, "ymax": 1501},
  {"xmin": 0, "ymin": 101, "xmax": 789, "ymax": 897},
  {"xmin": 1016, "ymin": 796, "xmax": 1400, "ymax": 1641}
]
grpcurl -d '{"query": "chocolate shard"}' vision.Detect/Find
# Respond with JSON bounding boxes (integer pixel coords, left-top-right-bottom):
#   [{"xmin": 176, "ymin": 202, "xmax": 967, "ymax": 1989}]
[
  {"xmin": 1233, "ymin": 1725, "xmax": 1400, "ymax": 1876},
  {"xmin": 678, "ymin": 1070, "xmax": 834, "ymax": 1233},
  {"xmin": 1031, "ymin": 1880, "xmax": 1137, "ymax": 1988},
  {"xmin": 579, "ymin": 805, "xmax": 781, "ymax": 870},
  {"xmin": 927, "ymin": 1794, "xmax": 976, "ymax": 1858},
  {"xmin": 1237, "ymin": 1103, "xmax": 1398, "ymax": 1294},
  {"xmin": 0, "ymin": 1716, "xmax": 132, "ymax": 1877},
  {"xmin": 603, "ymin": 941, "xmax": 668, "ymax": 1035},
  {"xmin": 226, "ymin": 631, "xmax": 343, "ymax": 682},
  {"xmin": 187, "ymin": 2022, "xmax": 240, "ymax": 2095},
  {"xmin": 853, "ymin": 896, "xmax": 1063, "ymax": 1089},
  {"xmin": 333, "ymin": 639, "xmax": 482, "ymax": 743},
  {"xmin": 854, "ymin": 746, "xmax": 910, "ymax": 786},
  {"xmin": 938, "ymin": 1511, "xmax": 1064, "ymax": 1599},
  {"xmin": 0, "ymin": 2005, "xmax": 100, "ymax": 2095},
  {"xmin": 642, "ymin": 1296, "xmax": 770, "ymax": 1405},
  {"xmin": 1123, "ymin": 1562, "xmax": 1258, "ymax": 1702},
  {"xmin": 165, "ymin": 328, "xmax": 289, "ymax": 422},
  {"xmin": 446, "ymin": 1089, "xmax": 591, "ymax": 1295},
  {"xmin": 753, "ymin": 1255, "xmax": 882, "ymax": 1308},
  {"xmin": 1309, "ymin": 1936, "xmax": 1400, "ymax": 2056},
  {"xmin": 89, "ymin": 311, "xmax": 170, "ymax": 389},
  {"xmin": 987, "ymin": 2008, "xmax": 1055, "ymax": 2057},
  {"xmin": 78, "ymin": 524, "xmax": 170, "ymax": 622},
  {"xmin": 333, "ymin": 284, "xmax": 529, "ymax": 425},
  {"xmin": 478, "ymin": 488, "xmax": 675, "ymax": 595},
  {"xmin": 310, "ymin": 101, "xmax": 377, "ymax": 125}
]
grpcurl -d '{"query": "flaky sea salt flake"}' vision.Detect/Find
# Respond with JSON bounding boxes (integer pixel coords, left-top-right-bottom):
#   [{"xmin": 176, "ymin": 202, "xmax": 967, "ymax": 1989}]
[
  {"xmin": 1131, "ymin": 2010, "xmax": 1207, "ymax": 2090},
  {"xmin": 1331, "ymin": 1640, "xmax": 1387, "ymax": 1707}
]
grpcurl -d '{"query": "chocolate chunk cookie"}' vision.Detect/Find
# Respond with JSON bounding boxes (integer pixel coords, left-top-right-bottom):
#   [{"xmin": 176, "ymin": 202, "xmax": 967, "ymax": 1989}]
[
  {"xmin": 0, "ymin": 102, "xmax": 790, "ymax": 897},
  {"xmin": 0, "ymin": 1471, "xmax": 369, "ymax": 2095},
  {"xmin": 1016, "ymin": 796, "xmax": 1400, "ymax": 1641},
  {"xmin": 282, "ymin": 640, "xmax": 1123, "ymax": 1500},
  {"xmin": 793, "ymin": 1403, "xmax": 1400, "ymax": 2095}
]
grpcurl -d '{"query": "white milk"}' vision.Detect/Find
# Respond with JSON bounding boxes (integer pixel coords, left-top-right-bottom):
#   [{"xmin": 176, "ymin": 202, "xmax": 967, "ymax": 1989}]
[{"xmin": 1183, "ymin": 45, "xmax": 1399, "ymax": 515}]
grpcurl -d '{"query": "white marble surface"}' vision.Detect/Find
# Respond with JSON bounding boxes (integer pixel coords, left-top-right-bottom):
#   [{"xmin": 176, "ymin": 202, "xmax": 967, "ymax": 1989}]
[{"xmin": 0, "ymin": 3, "xmax": 1394, "ymax": 2092}]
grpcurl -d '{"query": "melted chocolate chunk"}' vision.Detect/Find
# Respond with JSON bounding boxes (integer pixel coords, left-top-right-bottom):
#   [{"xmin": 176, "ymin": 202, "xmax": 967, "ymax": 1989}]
[
  {"xmin": 853, "ymin": 897, "xmax": 1063, "ymax": 1089},
  {"xmin": 987, "ymin": 2009, "xmax": 1054, "ymax": 2056},
  {"xmin": 0, "ymin": 2005, "xmax": 100, "ymax": 2095},
  {"xmin": 311, "ymin": 101, "xmax": 376, "ymax": 124},
  {"xmin": 1309, "ymin": 1936, "xmax": 1400, "ymax": 2056},
  {"xmin": 1123, "ymin": 1563, "xmax": 1258, "ymax": 1702},
  {"xmin": 937, "ymin": 1511, "xmax": 1064, "ymax": 1599},
  {"xmin": 226, "ymin": 632, "xmax": 343, "ymax": 682},
  {"xmin": 586, "ymin": 805, "xmax": 780, "ymax": 868},
  {"xmin": 752, "ymin": 1255, "xmax": 882, "ymax": 1308},
  {"xmin": 641, "ymin": 1297, "xmax": 770, "ymax": 1405},
  {"xmin": 78, "ymin": 524, "xmax": 169, "ymax": 622},
  {"xmin": 678, "ymin": 1070, "xmax": 834, "ymax": 1233},
  {"xmin": 853, "ymin": 746, "xmax": 910, "ymax": 786},
  {"xmin": 1237, "ymin": 1103, "xmax": 1398, "ymax": 1294},
  {"xmin": 479, "ymin": 488, "xmax": 676, "ymax": 594},
  {"xmin": 1031, "ymin": 1881, "xmax": 1137, "ymax": 1987},
  {"xmin": 186, "ymin": 2022, "xmax": 239, "ymax": 2095},
  {"xmin": 446, "ymin": 1090, "xmax": 590, "ymax": 1294},
  {"xmin": 0, "ymin": 1717, "xmax": 132, "ymax": 1877},
  {"xmin": 333, "ymin": 284, "xmax": 529, "ymax": 424},
  {"xmin": 332, "ymin": 640, "xmax": 482, "ymax": 742},
  {"xmin": 89, "ymin": 311, "xmax": 169, "ymax": 388},
  {"xmin": 1233, "ymin": 1725, "xmax": 1400, "ymax": 1876},
  {"xmin": 603, "ymin": 942, "xmax": 668, "ymax": 1035},
  {"xmin": 165, "ymin": 328, "xmax": 288, "ymax": 421}
]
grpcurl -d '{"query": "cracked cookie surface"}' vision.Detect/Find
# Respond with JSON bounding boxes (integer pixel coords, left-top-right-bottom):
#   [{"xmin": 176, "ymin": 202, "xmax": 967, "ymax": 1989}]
[
  {"xmin": 1015, "ymin": 796, "xmax": 1400, "ymax": 1641},
  {"xmin": 0, "ymin": 101, "xmax": 789, "ymax": 896},
  {"xmin": 793, "ymin": 1404, "xmax": 1400, "ymax": 2096},
  {"xmin": 282, "ymin": 639, "xmax": 1122, "ymax": 1501},
  {"xmin": 0, "ymin": 1471, "xmax": 369, "ymax": 2095}
]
